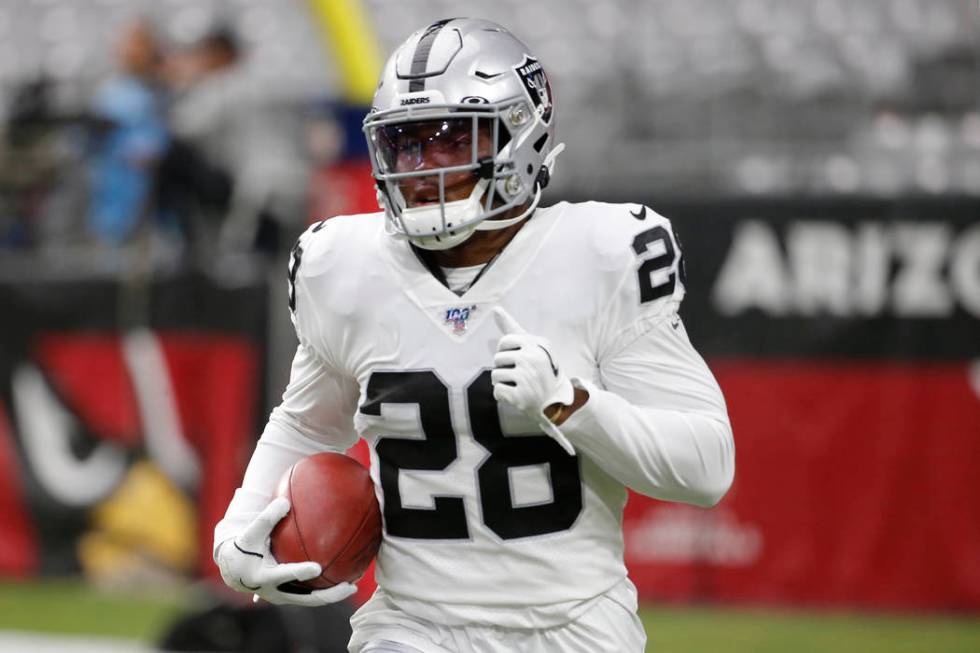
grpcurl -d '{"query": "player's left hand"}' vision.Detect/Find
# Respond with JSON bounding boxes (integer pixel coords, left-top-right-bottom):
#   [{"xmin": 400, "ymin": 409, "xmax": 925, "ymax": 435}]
[{"xmin": 491, "ymin": 307, "xmax": 576, "ymax": 455}]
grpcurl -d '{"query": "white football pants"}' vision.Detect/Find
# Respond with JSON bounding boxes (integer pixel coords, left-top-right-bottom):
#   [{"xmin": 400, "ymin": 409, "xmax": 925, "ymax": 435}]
[{"xmin": 348, "ymin": 585, "xmax": 646, "ymax": 653}]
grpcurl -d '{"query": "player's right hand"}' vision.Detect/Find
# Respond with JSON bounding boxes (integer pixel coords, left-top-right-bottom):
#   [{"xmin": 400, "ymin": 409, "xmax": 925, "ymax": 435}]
[
  {"xmin": 215, "ymin": 497, "xmax": 357, "ymax": 607},
  {"xmin": 491, "ymin": 307, "xmax": 576, "ymax": 455}
]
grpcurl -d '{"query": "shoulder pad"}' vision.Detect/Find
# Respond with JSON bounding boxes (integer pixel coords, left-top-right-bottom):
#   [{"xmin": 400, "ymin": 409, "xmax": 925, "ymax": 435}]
[
  {"xmin": 287, "ymin": 213, "xmax": 384, "ymax": 314},
  {"xmin": 288, "ymin": 220, "xmax": 327, "ymax": 313},
  {"xmin": 562, "ymin": 201, "xmax": 685, "ymax": 287},
  {"xmin": 561, "ymin": 202, "xmax": 687, "ymax": 345}
]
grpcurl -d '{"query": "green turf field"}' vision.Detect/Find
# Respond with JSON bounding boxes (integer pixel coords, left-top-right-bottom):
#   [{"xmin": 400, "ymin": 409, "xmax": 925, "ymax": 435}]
[
  {"xmin": 641, "ymin": 605, "xmax": 980, "ymax": 653},
  {"xmin": 1, "ymin": 580, "xmax": 979, "ymax": 652},
  {"xmin": 0, "ymin": 579, "xmax": 186, "ymax": 642}
]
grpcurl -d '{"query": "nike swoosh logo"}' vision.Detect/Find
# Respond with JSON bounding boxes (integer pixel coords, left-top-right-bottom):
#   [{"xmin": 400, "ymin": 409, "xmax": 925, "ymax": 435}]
[
  {"xmin": 538, "ymin": 345, "xmax": 559, "ymax": 377},
  {"xmin": 234, "ymin": 542, "xmax": 264, "ymax": 559},
  {"xmin": 474, "ymin": 70, "xmax": 504, "ymax": 79},
  {"xmin": 630, "ymin": 206, "xmax": 647, "ymax": 221}
]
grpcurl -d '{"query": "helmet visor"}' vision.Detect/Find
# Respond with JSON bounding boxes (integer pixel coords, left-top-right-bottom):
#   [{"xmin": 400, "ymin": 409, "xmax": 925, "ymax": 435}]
[
  {"xmin": 370, "ymin": 116, "xmax": 503, "ymax": 208},
  {"xmin": 371, "ymin": 117, "xmax": 498, "ymax": 175}
]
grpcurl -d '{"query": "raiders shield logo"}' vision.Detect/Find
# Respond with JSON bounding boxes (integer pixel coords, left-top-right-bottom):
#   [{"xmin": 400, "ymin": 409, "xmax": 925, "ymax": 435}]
[{"xmin": 514, "ymin": 55, "xmax": 553, "ymax": 124}]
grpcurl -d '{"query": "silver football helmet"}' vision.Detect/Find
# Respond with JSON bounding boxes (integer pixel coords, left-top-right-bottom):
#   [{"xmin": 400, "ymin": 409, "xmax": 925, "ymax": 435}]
[{"xmin": 363, "ymin": 18, "xmax": 564, "ymax": 250}]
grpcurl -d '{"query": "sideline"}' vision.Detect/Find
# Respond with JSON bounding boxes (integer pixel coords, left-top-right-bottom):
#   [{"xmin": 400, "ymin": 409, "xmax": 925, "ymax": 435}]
[{"xmin": 0, "ymin": 631, "xmax": 153, "ymax": 653}]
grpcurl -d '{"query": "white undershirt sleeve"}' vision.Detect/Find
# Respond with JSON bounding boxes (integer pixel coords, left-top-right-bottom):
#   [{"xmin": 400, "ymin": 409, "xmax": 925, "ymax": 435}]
[{"xmin": 561, "ymin": 316, "xmax": 735, "ymax": 507}]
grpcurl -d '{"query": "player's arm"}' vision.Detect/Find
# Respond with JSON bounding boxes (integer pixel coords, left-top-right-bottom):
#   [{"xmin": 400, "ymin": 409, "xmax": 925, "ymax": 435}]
[
  {"xmin": 493, "ymin": 307, "xmax": 733, "ymax": 507},
  {"xmin": 560, "ymin": 210, "xmax": 732, "ymax": 506},
  {"xmin": 212, "ymin": 341, "xmax": 360, "ymax": 552},
  {"xmin": 559, "ymin": 315, "xmax": 734, "ymax": 507},
  {"xmin": 492, "ymin": 206, "xmax": 733, "ymax": 507},
  {"xmin": 214, "ymin": 224, "xmax": 360, "ymax": 605}
]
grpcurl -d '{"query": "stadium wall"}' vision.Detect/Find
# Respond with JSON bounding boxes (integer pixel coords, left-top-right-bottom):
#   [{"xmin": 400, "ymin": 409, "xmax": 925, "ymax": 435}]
[
  {"xmin": 0, "ymin": 273, "xmax": 267, "ymax": 581},
  {"xmin": 620, "ymin": 196, "xmax": 980, "ymax": 612}
]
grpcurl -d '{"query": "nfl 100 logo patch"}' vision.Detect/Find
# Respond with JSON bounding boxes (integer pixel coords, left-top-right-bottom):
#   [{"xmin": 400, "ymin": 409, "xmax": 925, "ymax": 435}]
[{"xmin": 444, "ymin": 305, "xmax": 477, "ymax": 333}]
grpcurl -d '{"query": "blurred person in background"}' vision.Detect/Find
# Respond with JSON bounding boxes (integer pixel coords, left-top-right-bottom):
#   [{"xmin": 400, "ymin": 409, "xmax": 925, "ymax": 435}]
[
  {"xmin": 158, "ymin": 27, "xmax": 238, "ymax": 255},
  {"xmin": 214, "ymin": 18, "xmax": 733, "ymax": 653},
  {"xmin": 0, "ymin": 79, "xmax": 60, "ymax": 248},
  {"xmin": 164, "ymin": 25, "xmax": 309, "ymax": 260},
  {"xmin": 87, "ymin": 19, "xmax": 170, "ymax": 246}
]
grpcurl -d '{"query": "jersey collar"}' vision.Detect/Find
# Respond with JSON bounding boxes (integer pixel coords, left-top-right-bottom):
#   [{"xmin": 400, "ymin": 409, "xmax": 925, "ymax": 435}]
[{"xmin": 379, "ymin": 203, "xmax": 567, "ymax": 338}]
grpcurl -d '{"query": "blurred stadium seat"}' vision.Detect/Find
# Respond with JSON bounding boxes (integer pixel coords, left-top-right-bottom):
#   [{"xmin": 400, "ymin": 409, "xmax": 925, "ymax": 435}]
[{"xmin": 0, "ymin": 0, "xmax": 976, "ymax": 201}]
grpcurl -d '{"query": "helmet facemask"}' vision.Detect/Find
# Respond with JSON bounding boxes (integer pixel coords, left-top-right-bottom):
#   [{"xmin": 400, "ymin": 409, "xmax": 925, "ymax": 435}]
[{"xmin": 365, "ymin": 99, "xmax": 546, "ymax": 250}]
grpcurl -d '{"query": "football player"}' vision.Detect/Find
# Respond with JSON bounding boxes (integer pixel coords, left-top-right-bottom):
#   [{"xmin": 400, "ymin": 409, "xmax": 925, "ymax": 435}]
[{"xmin": 215, "ymin": 18, "xmax": 734, "ymax": 653}]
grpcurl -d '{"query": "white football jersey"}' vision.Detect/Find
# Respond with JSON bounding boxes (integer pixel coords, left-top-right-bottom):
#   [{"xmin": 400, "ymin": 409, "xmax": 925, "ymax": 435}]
[{"xmin": 232, "ymin": 200, "xmax": 732, "ymax": 628}]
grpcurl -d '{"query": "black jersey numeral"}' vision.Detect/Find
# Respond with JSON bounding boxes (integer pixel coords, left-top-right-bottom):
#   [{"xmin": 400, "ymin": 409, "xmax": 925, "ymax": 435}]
[
  {"xmin": 361, "ymin": 371, "xmax": 469, "ymax": 539},
  {"xmin": 467, "ymin": 371, "xmax": 582, "ymax": 539},
  {"xmin": 287, "ymin": 221, "xmax": 327, "ymax": 314},
  {"xmin": 361, "ymin": 370, "xmax": 582, "ymax": 541},
  {"xmin": 632, "ymin": 225, "xmax": 677, "ymax": 304},
  {"xmin": 287, "ymin": 239, "xmax": 303, "ymax": 313}
]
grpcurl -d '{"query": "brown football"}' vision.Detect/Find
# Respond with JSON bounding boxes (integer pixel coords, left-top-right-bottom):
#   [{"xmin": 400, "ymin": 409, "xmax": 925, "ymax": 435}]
[{"xmin": 270, "ymin": 452, "xmax": 382, "ymax": 589}]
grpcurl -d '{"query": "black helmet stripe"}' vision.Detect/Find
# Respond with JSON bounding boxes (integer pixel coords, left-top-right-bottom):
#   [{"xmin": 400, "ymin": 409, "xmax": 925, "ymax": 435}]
[{"xmin": 408, "ymin": 19, "xmax": 453, "ymax": 92}]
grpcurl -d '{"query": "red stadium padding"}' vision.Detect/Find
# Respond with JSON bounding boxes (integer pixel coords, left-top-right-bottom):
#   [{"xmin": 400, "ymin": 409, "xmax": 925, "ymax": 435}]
[
  {"xmin": 159, "ymin": 335, "xmax": 259, "ymax": 576},
  {"xmin": 35, "ymin": 335, "xmax": 142, "ymax": 447},
  {"xmin": 309, "ymin": 159, "xmax": 379, "ymax": 224},
  {"xmin": 0, "ymin": 332, "xmax": 258, "ymax": 579},
  {"xmin": 0, "ymin": 401, "xmax": 38, "ymax": 576},
  {"xmin": 624, "ymin": 360, "xmax": 980, "ymax": 611}
]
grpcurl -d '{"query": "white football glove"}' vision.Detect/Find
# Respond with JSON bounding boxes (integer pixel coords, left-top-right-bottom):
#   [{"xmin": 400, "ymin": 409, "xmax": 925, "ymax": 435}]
[
  {"xmin": 491, "ymin": 307, "xmax": 576, "ymax": 455},
  {"xmin": 215, "ymin": 496, "xmax": 357, "ymax": 607}
]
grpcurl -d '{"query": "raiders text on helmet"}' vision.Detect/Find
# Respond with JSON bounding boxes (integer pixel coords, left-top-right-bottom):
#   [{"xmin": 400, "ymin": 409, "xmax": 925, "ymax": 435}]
[{"xmin": 363, "ymin": 18, "xmax": 564, "ymax": 250}]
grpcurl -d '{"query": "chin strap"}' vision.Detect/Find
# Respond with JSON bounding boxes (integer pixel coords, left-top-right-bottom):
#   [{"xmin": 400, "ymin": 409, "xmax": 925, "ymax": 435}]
[
  {"xmin": 385, "ymin": 142, "xmax": 567, "ymax": 240},
  {"xmin": 544, "ymin": 142, "xmax": 566, "ymax": 176},
  {"xmin": 383, "ymin": 219, "xmax": 409, "ymax": 241},
  {"xmin": 474, "ymin": 142, "xmax": 566, "ymax": 232},
  {"xmin": 384, "ymin": 179, "xmax": 489, "ymax": 246},
  {"xmin": 474, "ymin": 186, "xmax": 541, "ymax": 231},
  {"xmin": 543, "ymin": 142, "xmax": 566, "ymax": 177}
]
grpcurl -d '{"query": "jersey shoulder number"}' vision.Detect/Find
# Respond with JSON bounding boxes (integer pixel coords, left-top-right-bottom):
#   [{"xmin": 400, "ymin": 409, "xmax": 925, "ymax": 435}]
[
  {"xmin": 564, "ymin": 201, "xmax": 686, "ymax": 310},
  {"xmin": 626, "ymin": 206, "xmax": 687, "ymax": 305},
  {"xmin": 287, "ymin": 219, "xmax": 327, "ymax": 314},
  {"xmin": 286, "ymin": 214, "xmax": 385, "ymax": 317}
]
